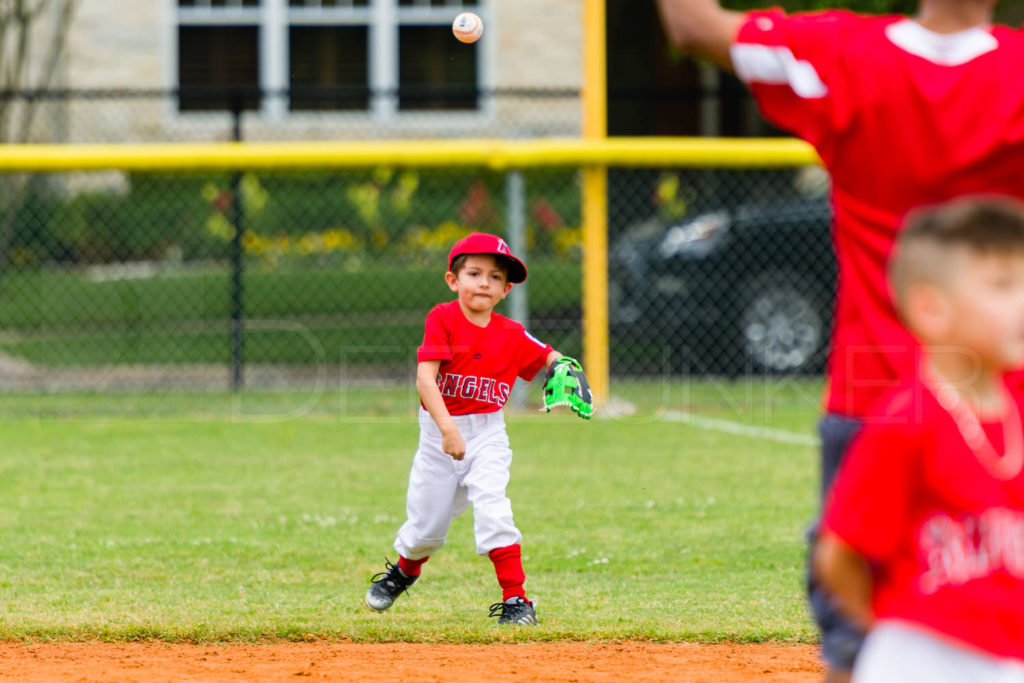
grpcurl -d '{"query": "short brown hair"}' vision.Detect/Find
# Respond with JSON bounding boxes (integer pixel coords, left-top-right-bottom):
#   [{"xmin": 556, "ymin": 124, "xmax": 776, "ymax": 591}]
[
  {"xmin": 889, "ymin": 196, "xmax": 1024, "ymax": 309},
  {"xmin": 449, "ymin": 252, "xmax": 512, "ymax": 278}
]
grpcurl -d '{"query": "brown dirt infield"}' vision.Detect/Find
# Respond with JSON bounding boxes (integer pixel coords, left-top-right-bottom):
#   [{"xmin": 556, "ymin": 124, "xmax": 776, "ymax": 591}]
[{"xmin": 0, "ymin": 641, "xmax": 822, "ymax": 682}]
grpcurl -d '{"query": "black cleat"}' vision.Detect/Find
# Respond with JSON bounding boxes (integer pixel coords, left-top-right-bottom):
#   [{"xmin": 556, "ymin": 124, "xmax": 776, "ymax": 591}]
[
  {"xmin": 365, "ymin": 558, "xmax": 417, "ymax": 612},
  {"xmin": 488, "ymin": 596, "xmax": 538, "ymax": 625}
]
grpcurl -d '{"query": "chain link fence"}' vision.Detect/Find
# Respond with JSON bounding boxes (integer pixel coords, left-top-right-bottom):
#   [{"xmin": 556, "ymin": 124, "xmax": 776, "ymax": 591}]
[
  {"xmin": 608, "ymin": 165, "xmax": 834, "ymax": 380},
  {"xmin": 0, "ymin": 91, "xmax": 834, "ymax": 397},
  {"xmin": 0, "ymin": 88, "xmax": 581, "ymax": 144}
]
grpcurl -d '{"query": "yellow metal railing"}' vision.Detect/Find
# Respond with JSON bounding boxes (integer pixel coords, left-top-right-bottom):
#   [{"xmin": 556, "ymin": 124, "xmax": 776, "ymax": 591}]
[{"xmin": 0, "ymin": 138, "xmax": 818, "ymax": 172}]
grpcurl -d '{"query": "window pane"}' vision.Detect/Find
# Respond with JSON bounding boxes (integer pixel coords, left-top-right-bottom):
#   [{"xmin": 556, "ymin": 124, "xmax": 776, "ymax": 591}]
[
  {"xmin": 290, "ymin": 0, "xmax": 369, "ymax": 5},
  {"xmin": 398, "ymin": 0, "xmax": 479, "ymax": 6},
  {"xmin": 289, "ymin": 26, "xmax": 369, "ymax": 111},
  {"xmin": 399, "ymin": 26, "xmax": 477, "ymax": 111},
  {"xmin": 180, "ymin": 1, "xmax": 262, "ymax": 7},
  {"xmin": 178, "ymin": 26, "xmax": 260, "ymax": 111}
]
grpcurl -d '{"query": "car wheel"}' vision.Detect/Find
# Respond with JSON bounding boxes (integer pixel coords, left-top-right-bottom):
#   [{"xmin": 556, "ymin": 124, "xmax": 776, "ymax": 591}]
[{"xmin": 736, "ymin": 270, "xmax": 828, "ymax": 374}]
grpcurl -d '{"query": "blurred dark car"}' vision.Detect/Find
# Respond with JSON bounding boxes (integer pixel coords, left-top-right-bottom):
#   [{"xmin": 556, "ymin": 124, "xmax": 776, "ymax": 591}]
[{"xmin": 610, "ymin": 195, "xmax": 836, "ymax": 375}]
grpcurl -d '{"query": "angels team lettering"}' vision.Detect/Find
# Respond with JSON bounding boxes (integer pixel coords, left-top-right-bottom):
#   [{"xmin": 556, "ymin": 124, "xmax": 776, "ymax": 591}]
[
  {"xmin": 918, "ymin": 508, "xmax": 1024, "ymax": 594},
  {"xmin": 437, "ymin": 372, "xmax": 511, "ymax": 406}
]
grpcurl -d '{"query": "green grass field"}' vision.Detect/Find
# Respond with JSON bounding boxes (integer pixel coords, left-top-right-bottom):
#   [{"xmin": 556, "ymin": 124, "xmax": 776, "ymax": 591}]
[{"xmin": 0, "ymin": 378, "xmax": 822, "ymax": 643}]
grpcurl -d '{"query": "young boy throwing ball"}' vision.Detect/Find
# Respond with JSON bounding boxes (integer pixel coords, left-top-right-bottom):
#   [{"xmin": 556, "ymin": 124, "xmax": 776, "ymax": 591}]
[
  {"xmin": 365, "ymin": 232, "xmax": 592, "ymax": 625},
  {"xmin": 815, "ymin": 197, "xmax": 1024, "ymax": 681}
]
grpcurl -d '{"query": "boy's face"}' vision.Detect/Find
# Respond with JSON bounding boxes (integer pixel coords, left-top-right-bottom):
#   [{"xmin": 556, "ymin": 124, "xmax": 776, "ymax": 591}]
[
  {"xmin": 941, "ymin": 250, "xmax": 1024, "ymax": 371},
  {"xmin": 445, "ymin": 254, "xmax": 512, "ymax": 316}
]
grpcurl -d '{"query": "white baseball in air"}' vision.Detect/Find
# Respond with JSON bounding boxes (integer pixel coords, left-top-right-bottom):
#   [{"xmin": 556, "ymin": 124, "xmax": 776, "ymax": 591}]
[{"xmin": 452, "ymin": 12, "xmax": 483, "ymax": 44}]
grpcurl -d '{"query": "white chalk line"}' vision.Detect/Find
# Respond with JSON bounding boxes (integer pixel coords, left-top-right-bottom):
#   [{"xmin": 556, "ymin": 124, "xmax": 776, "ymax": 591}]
[{"xmin": 661, "ymin": 410, "xmax": 820, "ymax": 446}]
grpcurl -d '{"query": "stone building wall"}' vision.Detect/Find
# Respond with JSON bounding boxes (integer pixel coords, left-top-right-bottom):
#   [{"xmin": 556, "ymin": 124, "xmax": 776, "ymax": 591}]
[{"xmin": 53, "ymin": 0, "xmax": 582, "ymax": 143}]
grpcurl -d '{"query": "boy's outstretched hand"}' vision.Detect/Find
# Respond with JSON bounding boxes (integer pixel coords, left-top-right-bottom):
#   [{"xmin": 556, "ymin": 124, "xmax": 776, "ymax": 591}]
[{"xmin": 543, "ymin": 357, "xmax": 593, "ymax": 419}]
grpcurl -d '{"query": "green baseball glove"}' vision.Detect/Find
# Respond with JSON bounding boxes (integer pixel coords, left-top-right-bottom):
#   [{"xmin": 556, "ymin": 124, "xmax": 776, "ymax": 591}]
[{"xmin": 543, "ymin": 356, "xmax": 593, "ymax": 419}]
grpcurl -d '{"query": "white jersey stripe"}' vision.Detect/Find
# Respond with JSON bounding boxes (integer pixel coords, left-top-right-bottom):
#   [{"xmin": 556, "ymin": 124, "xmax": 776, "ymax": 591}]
[
  {"xmin": 729, "ymin": 43, "xmax": 829, "ymax": 99},
  {"xmin": 524, "ymin": 330, "xmax": 545, "ymax": 348}
]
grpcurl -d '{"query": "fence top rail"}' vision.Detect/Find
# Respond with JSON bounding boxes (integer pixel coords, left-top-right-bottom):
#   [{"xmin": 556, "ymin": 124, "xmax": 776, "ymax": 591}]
[{"xmin": 0, "ymin": 138, "xmax": 820, "ymax": 172}]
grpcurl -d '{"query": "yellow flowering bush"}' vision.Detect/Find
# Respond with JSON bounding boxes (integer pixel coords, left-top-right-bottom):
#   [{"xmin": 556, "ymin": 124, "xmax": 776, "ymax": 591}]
[{"xmin": 200, "ymin": 169, "xmax": 581, "ymax": 270}]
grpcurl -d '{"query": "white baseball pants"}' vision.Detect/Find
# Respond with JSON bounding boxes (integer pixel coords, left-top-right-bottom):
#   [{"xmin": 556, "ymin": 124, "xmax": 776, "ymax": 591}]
[
  {"xmin": 393, "ymin": 408, "xmax": 522, "ymax": 560},
  {"xmin": 854, "ymin": 621, "xmax": 1024, "ymax": 683}
]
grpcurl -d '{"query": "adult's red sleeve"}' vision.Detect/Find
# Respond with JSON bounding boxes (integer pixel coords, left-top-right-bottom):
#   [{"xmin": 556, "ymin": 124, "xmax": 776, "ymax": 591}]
[{"xmin": 732, "ymin": 9, "xmax": 851, "ymax": 154}]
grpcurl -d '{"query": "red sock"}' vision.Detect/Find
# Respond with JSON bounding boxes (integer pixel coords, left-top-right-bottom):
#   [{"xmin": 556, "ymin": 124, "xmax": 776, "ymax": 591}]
[
  {"xmin": 398, "ymin": 555, "xmax": 428, "ymax": 577},
  {"xmin": 489, "ymin": 544, "xmax": 526, "ymax": 601}
]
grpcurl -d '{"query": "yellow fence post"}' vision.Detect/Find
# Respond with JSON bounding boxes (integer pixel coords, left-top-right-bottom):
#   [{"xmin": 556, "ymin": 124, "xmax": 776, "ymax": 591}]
[{"xmin": 582, "ymin": 0, "xmax": 610, "ymax": 407}]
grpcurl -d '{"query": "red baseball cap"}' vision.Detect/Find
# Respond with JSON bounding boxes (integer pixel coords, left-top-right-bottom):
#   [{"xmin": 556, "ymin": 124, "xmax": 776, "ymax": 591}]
[{"xmin": 447, "ymin": 232, "xmax": 528, "ymax": 283}]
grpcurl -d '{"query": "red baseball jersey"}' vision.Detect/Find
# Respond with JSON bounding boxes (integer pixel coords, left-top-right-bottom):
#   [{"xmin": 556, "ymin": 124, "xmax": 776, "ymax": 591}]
[
  {"xmin": 823, "ymin": 377, "xmax": 1024, "ymax": 659},
  {"xmin": 417, "ymin": 301, "xmax": 553, "ymax": 416},
  {"xmin": 734, "ymin": 11, "xmax": 1024, "ymax": 417}
]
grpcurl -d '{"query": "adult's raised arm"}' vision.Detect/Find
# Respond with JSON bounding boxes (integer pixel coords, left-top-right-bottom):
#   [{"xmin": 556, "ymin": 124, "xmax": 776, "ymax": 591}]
[{"xmin": 654, "ymin": 0, "xmax": 745, "ymax": 71}]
